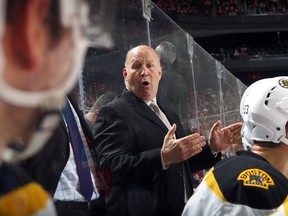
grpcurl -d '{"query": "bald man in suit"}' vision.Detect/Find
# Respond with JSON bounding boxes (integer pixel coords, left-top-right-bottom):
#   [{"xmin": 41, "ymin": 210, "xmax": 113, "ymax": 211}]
[{"xmin": 93, "ymin": 45, "xmax": 242, "ymax": 216}]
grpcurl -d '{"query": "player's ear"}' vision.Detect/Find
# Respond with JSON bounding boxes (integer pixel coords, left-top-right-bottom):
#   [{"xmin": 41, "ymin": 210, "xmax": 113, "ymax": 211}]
[{"xmin": 5, "ymin": 0, "xmax": 50, "ymax": 70}]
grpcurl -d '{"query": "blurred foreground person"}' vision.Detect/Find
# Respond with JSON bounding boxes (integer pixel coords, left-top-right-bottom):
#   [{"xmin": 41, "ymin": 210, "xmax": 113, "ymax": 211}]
[
  {"xmin": 0, "ymin": 0, "xmax": 113, "ymax": 215},
  {"xmin": 182, "ymin": 76, "xmax": 288, "ymax": 216},
  {"xmin": 93, "ymin": 45, "xmax": 242, "ymax": 216}
]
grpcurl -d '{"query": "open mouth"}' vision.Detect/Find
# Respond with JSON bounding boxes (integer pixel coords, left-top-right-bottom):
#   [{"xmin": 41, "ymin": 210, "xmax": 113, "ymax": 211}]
[{"xmin": 142, "ymin": 81, "xmax": 150, "ymax": 86}]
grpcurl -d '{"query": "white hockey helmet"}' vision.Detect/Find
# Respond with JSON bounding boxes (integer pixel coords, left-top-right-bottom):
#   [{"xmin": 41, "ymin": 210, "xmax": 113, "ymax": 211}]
[
  {"xmin": 240, "ymin": 77, "xmax": 288, "ymax": 146},
  {"xmin": 240, "ymin": 78, "xmax": 272, "ymax": 149}
]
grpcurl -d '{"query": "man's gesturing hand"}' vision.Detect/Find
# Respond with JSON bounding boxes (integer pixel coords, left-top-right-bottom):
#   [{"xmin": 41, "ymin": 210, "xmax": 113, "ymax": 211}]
[
  {"xmin": 208, "ymin": 120, "xmax": 243, "ymax": 152},
  {"xmin": 161, "ymin": 124, "xmax": 206, "ymax": 167}
]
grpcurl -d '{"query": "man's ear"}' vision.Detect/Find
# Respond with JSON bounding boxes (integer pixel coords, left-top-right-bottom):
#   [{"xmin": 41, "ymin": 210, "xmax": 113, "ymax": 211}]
[
  {"xmin": 6, "ymin": 0, "xmax": 50, "ymax": 70},
  {"xmin": 159, "ymin": 66, "xmax": 162, "ymax": 80},
  {"xmin": 122, "ymin": 68, "xmax": 127, "ymax": 79}
]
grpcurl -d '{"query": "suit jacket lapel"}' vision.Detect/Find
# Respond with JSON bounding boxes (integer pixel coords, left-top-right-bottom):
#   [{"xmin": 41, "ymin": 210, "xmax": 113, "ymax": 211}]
[
  {"xmin": 121, "ymin": 90, "xmax": 169, "ymax": 133},
  {"xmin": 158, "ymin": 103, "xmax": 183, "ymax": 138}
]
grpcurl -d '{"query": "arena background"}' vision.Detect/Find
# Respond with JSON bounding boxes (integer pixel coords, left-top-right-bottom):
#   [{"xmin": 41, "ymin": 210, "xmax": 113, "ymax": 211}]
[{"xmin": 74, "ymin": 0, "xmax": 286, "ymax": 167}]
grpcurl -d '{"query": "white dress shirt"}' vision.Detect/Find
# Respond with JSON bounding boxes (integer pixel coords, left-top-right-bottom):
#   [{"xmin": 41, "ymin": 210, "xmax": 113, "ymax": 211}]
[{"xmin": 53, "ymin": 102, "xmax": 99, "ymax": 201}]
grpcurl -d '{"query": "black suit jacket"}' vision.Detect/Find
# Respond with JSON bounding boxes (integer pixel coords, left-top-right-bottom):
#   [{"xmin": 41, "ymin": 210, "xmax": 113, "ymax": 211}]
[{"xmin": 93, "ymin": 89, "xmax": 220, "ymax": 216}]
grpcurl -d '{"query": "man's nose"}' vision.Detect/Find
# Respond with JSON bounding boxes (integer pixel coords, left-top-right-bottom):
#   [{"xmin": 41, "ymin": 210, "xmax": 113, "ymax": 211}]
[{"xmin": 140, "ymin": 67, "xmax": 149, "ymax": 76}]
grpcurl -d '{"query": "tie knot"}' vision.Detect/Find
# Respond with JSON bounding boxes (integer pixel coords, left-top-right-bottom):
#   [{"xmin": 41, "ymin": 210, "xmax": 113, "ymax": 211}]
[
  {"xmin": 149, "ymin": 101, "xmax": 160, "ymax": 113},
  {"xmin": 149, "ymin": 101, "xmax": 172, "ymax": 129}
]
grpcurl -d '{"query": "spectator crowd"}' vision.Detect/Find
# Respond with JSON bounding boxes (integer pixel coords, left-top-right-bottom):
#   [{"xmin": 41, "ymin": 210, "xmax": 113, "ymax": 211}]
[{"xmin": 154, "ymin": 0, "xmax": 288, "ymax": 16}]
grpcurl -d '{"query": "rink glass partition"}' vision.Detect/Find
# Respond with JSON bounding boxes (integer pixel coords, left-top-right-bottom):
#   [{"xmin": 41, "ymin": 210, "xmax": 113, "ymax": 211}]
[{"xmin": 75, "ymin": 0, "xmax": 247, "ymax": 160}]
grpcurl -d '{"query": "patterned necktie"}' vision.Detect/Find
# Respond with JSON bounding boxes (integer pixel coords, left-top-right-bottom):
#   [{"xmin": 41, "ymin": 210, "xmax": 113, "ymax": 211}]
[
  {"xmin": 149, "ymin": 101, "xmax": 171, "ymax": 129},
  {"xmin": 63, "ymin": 101, "xmax": 94, "ymax": 200}
]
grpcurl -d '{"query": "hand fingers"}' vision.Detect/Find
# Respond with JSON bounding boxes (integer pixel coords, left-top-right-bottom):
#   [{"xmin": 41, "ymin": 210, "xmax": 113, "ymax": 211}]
[
  {"xmin": 234, "ymin": 136, "xmax": 242, "ymax": 144},
  {"xmin": 166, "ymin": 133, "xmax": 206, "ymax": 163},
  {"xmin": 233, "ymin": 132, "xmax": 242, "ymax": 140},
  {"xmin": 180, "ymin": 134, "xmax": 206, "ymax": 149},
  {"xmin": 229, "ymin": 122, "xmax": 243, "ymax": 132},
  {"xmin": 179, "ymin": 133, "xmax": 203, "ymax": 144},
  {"xmin": 187, "ymin": 148, "xmax": 203, "ymax": 159},
  {"xmin": 211, "ymin": 120, "xmax": 221, "ymax": 132},
  {"xmin": 224, "ymin": 122, "xmax": 242, "ymax": 137},
  {"xmin": 165, "ymin": 124, "xmax": 177, "ymax": 140},
  {"xmin": 184, "ymin": 137, "xmax": 205, "ymax": 159},
  {"xmin": 229, "ymin": 132, "xmax": 242, "ymax": 144},
  {"xmin": 231, "ymin": 127, "xmax": 242, "ymax": 139}
]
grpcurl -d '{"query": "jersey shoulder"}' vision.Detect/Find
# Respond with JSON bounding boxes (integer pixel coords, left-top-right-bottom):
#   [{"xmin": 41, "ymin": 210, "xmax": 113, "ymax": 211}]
[{"xmin": 212, "ymin": 152, "xmax": 288, "ymax": 210}]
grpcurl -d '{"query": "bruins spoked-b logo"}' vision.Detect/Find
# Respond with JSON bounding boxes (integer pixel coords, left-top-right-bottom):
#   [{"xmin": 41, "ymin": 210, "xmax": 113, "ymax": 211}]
[
  {"xmin": 279, "ymin": 78, "xmax": 288, "ymax": 88},
  {"xmin": 237, "ymin": 169, "xmax": 274, "ymax": 189}
]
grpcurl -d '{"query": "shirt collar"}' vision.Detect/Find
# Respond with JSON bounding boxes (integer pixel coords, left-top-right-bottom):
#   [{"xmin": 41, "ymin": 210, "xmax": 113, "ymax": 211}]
[
  {"xmin": 125, "ymin": 87, "xmax": 157, "ymax": 106},
  {"xmin": 145, "ymin": 98, "xmax": 157, "ymax": 106}
]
